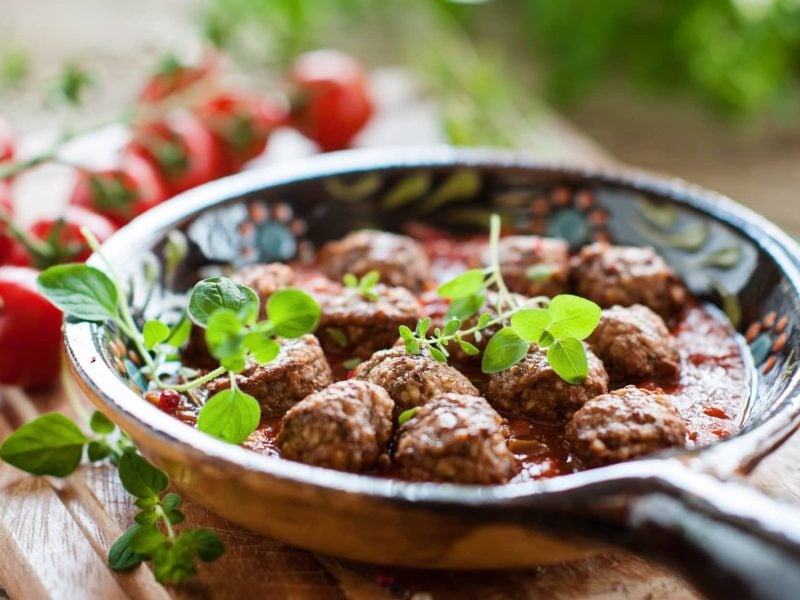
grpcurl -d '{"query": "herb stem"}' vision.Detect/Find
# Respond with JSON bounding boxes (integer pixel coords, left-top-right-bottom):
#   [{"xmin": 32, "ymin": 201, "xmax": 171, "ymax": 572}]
[
  {"xmin": 487, "ymin": 213, "xmax": 517, "ymax": 313},
  {"xmin": 155, "ymin": 504, "xmax": 176, "ymax": 541},
  {"xmin": 165, "ymin": 366, "xmax": 227, "ymax": 392}
]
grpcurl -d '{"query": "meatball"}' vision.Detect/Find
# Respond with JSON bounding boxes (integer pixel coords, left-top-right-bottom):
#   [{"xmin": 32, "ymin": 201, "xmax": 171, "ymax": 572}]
[
  {"xmin": 205, "ymin": 335, "xmax": 333, "ymax": 417},
  {"xmin": 353, "ymin": 347, "xmax": 478, "ymax": 416},
  {"xmin": 394, "ymin": 393, "xmax": 519, "ymax": 484},
  {"xmin": 312, "ymin": 281, "xmax": 423, "ymax": 359},
  {"xmin": 231, "ymin": 262, "xmax": 296, "ymax": 307},
  {"xmin": 278, "ymin": 380, "xmax": 394, "ymax": 473},
  {"xmin": 488, "ymin": 235, "xmax": 570, "ymax": 298},
  {"xmin": 587, "ymin": 304, "xmax": 681, "ymax": 383},
  {"xmin": 566, "ymin": 386, "xmax": 688, "ymax": 469},
  {"xmin": 318, "ymin": 230, "xmax": 431, "ymax": 291},
  {"xmin": 570, "ymin": 243, "xmax": 687, "ymax": 319},
  {"xmin": 486, "ymin": 346, "xmax": 608, "ymax": 423}
]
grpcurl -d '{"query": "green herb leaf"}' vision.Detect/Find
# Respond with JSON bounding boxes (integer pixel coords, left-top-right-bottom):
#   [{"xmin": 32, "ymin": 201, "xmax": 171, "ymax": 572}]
[
  {"xmin": 267, "ymin": 289, "xmax": 320, "ymax": 338},
  {"xmin": 181, "ymin": 528, "xmax": 226, "ymax": 562},
  {"xmin": 130, "ymin": 525, "xmax": 168, "ymax": 555},
  {"xmin": 481, "ymin": 327, "xmax": 529, "ymax": 374},
  {"xmin": 415, "ymin": 318, "xmax": 431, "ymax": 337},
  {"xmin": 0, "ymin": 413, "xmax": 88, "ymax": 476},
  {"xmin": 398, "ymin": 407, "xmax": 420, "ymax": 425},
  {"xmin": 437, "ymin": 269, "xmax": 485, "ymax": 299},
  {"xmin": 343, "ymin": 273, "xmax": 358, "ymax": 287},
  {"xmin": 151, "ymin": 540, "xmax": 196, "ymax": 584},
  {"xmin": 188, "ymin": 278, "xmax": 259, "ymax": 327},
  {"xmin": 326, "ymin": 327, "xmax": 349, "ymax": 348},
  {"xmin": 443, "ymin": 318, "xmax": 461, "ymax": 337},
  {"xmin": 546, "ymin": 295, "xmax": 601, "ymax": 340},
  {"xmin": 510, "ymin": 308, "xmax": 551, "ymax": 342},
  {"xmin": 89, "ymin": 411, "xmax": 115, "ymax": 435},
  {"xmin": 547, "ymin": 338, "xmax": 589, "ymax": 384},
  {"xmin": 243, "ymin": 333, "xmax": 280, "ymax": 364},
  {"xmin": 161, "ymin": 492, "xmax": 182, "ymax": 511},
  {"xmin": 429, "ymin": 347, "xmax": 447, "ymax": 363},
  {"xmin": 197, "ymin": 387, "xmax": 260, "ymax": 445},
  {"xmin": 360, "ymin": 270, "xmax": 380, "ymax": 290},
  {"xmin": 457, "ymin": 339, "xmax": 480, "ymax": 355},
  {"xmin": 143, "ymin": 320, "xmax": 171, "ymax": 350},
  {"xmin": 525, "ymin": 264, "xmax": 555, "ymax": 282},
  {"xmin": 166, "ymin": 317, "xmax": 192, "ymax": 348},
  {"xmin": 404, "ymin": 338, "xmax": 420, "ymax": 354},
  {"xmin": 37, "ymin": 265, "xmax": 119, "ymax": 322},
  {"xmin": 134, "ymin": 509, "xmax": 158, "ymax": 526},
  {"xmin": 118, "ymin": 452, "xmax": 168, "ymax": 499},
  {"xmin": 205, "ymin": 309, "xmax": 244, "ymax": 361},
  {"xmin": 538, "ymin": 330, "xmax": 555, "ymax": 348},
  {"xmin": 446, "ymin": 292, "xmax": 485, "ymax": 322},
  {"xmin": 342, "ymin": 358, "xmax": 362, "ymax": 370},
  {"xmin": 398, "ymin": 325, "xmax": 413, "ymax": 341},
  {"xmin": 109, "ymin": 524, "xmax": 147, "ymax": 571},
  {"xmin": 87, "ymin": 440, "xmax": 113, "ymax": 462}
]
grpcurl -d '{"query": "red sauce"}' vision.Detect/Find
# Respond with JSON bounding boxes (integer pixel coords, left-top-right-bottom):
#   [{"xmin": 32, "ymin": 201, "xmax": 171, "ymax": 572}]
[{"xmin": 173, "ymin": 231, "xmax": 752, "ymax": 482}]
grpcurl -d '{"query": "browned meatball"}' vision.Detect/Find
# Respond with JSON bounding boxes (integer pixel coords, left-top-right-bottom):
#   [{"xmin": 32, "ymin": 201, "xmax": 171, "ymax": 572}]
[
  {"xmin": 587, "ymin": 304, "xmax": 681, "ymax": 383},
  {"xmin": 394, "ymin": 393, "xmax": 519, "ymax": 484},
  {"xmin": 488, "ymin": 235, "xmax": 570, "ymax": 298},
  {"xmin": 231, "ymin": 262, "xmax": 296, "ymax": 308},
  {"xmin": 566, "ymin": 386, "xmax": 688, "ymax": 469},
  {"xmin": 486, "ymin": 346, "xmax": 608, "ymax": 423},
  {"xmin": 353, "ymin": 347, "xmax": 478, "ymax": 416},
  {"xmin": 570, "ymin": 243, "xmax": 687, "ymax": 319},
  {"xmin": 205, "ymin": 335, "xmax": 333, "ymax": 417},
  {"xmin": 318, "ymin": 230, "xmax": 431, "ymax": 291},
  {"xmin": 312, "ymin": 281, "xmax": 423, "ymax": 359},
  {"xmin": 278, "ymin": 380, "xmax": 394, "ymax": 473}
]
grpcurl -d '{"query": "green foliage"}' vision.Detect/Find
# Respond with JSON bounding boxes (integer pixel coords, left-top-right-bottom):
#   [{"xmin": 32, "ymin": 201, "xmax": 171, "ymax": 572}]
[
  {"xmin": 343, "ymin": 270, "xmax": 380, "ymax": 301},
  {"xmin": 0, "ymin": 413, "xmax": 88, "ymax": 476},
  {"xmin": 401, "ymin": 214, "xmax": 600, "ymax": 382},
  {"xmin": 197, "ymin": 385, "xmax": 261, "ymax": 445},
  {"xmin": 188, "ymin": 277, "xmax": 260, "ymax": 327},
  {"xmin": 37, "ymin": 264, "xmax": 119, "ymax": 322}
]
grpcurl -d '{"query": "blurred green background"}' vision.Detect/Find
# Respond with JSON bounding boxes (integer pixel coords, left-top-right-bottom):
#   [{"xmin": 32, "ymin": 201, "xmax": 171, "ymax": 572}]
[{"xmin": 2, "ymin": 0, "xmax": 800, "ymax": 229}]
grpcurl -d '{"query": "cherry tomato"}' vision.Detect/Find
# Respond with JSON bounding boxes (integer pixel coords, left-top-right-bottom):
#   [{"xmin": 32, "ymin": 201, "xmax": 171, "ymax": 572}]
[
  {"xmin": 289, "ymin": 50, "xmax": 374, "ymax": 151},
  {"xmin": 195, "ymin": 91, "xmax": 287, "ymax": 174},
  {"xmin": 68, "ymin": 153, "xmax": 169, "ymax": 227},
  {"xmin": 0, "ymin": 266, "xmax": 63, "ymax": 388},
  {"xmin": 29, "ymin": 206, "xmax": 117, "ymax": 264},
  {"xmin": 138, "ymin": 54, "xmax": 217, "ymax": 105},
  {"xmin": 0, "ymin": 117, "xmax": 15, "ymax": 163},
  {"xmin": 125, "ymin": 112, "xmax": 224, "ymax": 195}
]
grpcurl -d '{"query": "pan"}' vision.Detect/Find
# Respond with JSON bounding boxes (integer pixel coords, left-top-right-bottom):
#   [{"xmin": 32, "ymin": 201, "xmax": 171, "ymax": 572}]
[{"xmin": 65, "ymin": 147, "xmax": 800, "ymax": 599}]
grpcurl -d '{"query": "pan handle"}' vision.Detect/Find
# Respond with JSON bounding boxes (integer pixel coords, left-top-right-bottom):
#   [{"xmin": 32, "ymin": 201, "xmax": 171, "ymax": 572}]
[{"xmin": 570, "ymin": 463, "xmax": 800, "ymax": 600}]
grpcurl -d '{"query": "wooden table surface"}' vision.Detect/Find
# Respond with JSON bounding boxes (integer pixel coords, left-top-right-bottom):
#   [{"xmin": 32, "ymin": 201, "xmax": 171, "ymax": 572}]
[{"xmin": 1, "ymin": 76, "xmax": 799, "ymax": 600}]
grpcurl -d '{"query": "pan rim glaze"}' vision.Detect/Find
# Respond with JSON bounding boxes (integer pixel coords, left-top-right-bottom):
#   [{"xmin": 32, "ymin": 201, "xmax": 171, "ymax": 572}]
[{"xmin": 64, "ymin": 146, "xmax": 800, "ymax": 506}]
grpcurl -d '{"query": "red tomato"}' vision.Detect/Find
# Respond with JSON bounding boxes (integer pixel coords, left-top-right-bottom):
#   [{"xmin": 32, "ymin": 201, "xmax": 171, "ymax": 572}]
[
  {"xmin": 195, "ymin": 91, "xmax": 287, "ymax": 173},
  {"xmin": 138, "ymin": 54, "xmax": 217, "ymax": 105},
  {"xmin": 0, "ymin": 117, "xmax": 15, "ymax": 163},
  {"xmin": 68, "ymin": 153, "xmax": 169, "ymax": 227},
  {"xmin": 29, "ymin": 206, "xmax": 117, "ymax": 264},
  {"xmin": 289, "ymin": 50, "xmax": 374, "ymax": 151},
  {"xmin": 0, "ymin": 266, "xmax": 63, "ymax": 388},
  {"xmin": 125, "ymin": 112, "xmax": 224, "ymax": 195}
]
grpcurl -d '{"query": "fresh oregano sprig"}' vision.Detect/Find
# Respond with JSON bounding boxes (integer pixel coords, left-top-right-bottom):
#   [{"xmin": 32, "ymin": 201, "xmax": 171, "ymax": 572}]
[
  {"xmin": 400, "ymin": 214, "xmax": 602, "ymax": 383},
  {"xmin": 0, "ymin": 411, "xmax": 223, "ymax": 583},
  {"xmin": 343, "ymin": 270, "xmax": 380, "ymax": 300},
  {"xmin": 35, "ymin": 229, "xmax": 321, "ymax": 446},
  {"xmin": 109, "ymin": 452, "xmax": 224, "ymax": 583}
]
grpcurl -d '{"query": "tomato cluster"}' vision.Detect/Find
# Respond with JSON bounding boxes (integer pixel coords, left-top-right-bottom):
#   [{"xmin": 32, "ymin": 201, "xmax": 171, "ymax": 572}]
[{"xmin": 0, "ymin": 49, "xmax": 374, "ymax": 388}]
